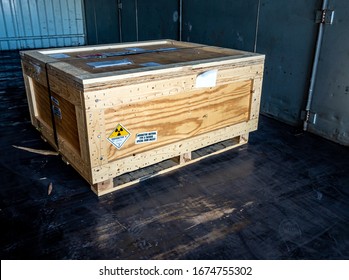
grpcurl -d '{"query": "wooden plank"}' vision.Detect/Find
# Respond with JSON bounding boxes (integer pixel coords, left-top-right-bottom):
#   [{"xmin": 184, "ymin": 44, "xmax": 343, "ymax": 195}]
[
  {"xmin": 22, "ymin": 73, "xmax": 38, "ymax": 127},
  {"xmin": 178, "ymin": 152, "xmax": 192, "ymax": 165},
  {"xmin": 58, "ymin": 139, "xmax": 92, "ymax": 183},
  {"xmin": 50, "ymin": 92, "xmax": 80, "ymax": 155},
  {"xmin": 20, "ymin": 58, "xmax": 48, "ymax": 86},
  {"xmin": 84, "ymin": 64, "xmax": 263, "ymax": 110},
  {"xmin": 35, "ymin": 118, "xmax": 57, "ymax": 151},
  {"xmin": 81, "ymin": 56, "xmax": 264, "ymax": 86},
  {"xmin": 39, "ymin": 39, "xmax": 172, "ymax": 54},
  {"xmin": 75, "ymin": 106, "xmax": 90, "ymax": 163},
  {"xmin": 20, "ymin": 50, "xmax": 56, "ymax": 67},
  {"xmin": 250, "ymin": 75, "xmax": 264, "ymax": 120},
  {"xmin": 86, "ymin": 109, "xmax": 109, "ymax": 167},
  {"xmin": 60, "ymin": 47, "xmax": 234, "ymax": 75},
  {"xmin": 30, "ymin": 79, "xmax": 52, "ymax": 130},
  {"xmin": 47, "ymin": 68, "xmax": 83, "ymax": 106},
  {"xmin": 91, "ymin": 178, "xmax": 113, "ymax": 195}
]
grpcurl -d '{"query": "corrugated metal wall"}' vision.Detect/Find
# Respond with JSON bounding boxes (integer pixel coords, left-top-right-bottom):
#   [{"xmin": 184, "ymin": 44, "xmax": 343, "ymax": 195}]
[{"xmin": 0, "ymin": 0, "xmax": 85, "ymax": 50}]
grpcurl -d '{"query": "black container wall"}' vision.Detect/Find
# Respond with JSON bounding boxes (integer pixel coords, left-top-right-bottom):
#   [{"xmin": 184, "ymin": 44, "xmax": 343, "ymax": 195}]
[
  {"xmin": 182, "ymin": 0, "xmax": 259, "ymax": 51},
  {"xmin": 256, "ymin": 0, "xmax": 322, "ymax": 126},
  {"xmin": 84, "ymin": 0, "xmax": 179, "ymax": 44},
  {"xmin": 84, "ymin": 0, "xmax": 120, "ymax": 44}
]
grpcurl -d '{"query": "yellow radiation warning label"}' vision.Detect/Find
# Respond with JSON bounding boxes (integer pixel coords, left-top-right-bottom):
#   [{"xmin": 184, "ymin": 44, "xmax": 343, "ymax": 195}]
[{"xmin": 107, "ymin": 123, "xmax": 130, "ymax": 149}]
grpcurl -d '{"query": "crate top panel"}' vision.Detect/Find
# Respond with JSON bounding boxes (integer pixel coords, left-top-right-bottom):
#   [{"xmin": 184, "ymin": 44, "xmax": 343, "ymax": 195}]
[{"xmin": 20, "ymin": 40, "xmax": 265, "ymax": 84}]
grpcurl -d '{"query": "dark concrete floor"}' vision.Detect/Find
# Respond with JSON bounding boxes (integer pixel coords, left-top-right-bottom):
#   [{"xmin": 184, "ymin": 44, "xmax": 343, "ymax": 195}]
[{"xmin": 1, "ymin": 51, "xmax": 349, "ymax": 260}]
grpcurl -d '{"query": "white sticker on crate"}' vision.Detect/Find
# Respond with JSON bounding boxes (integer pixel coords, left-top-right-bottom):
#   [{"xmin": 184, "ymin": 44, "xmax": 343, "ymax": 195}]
[
  {"xmin": 107, "ymin": 124, "xmax": 131, "ymax": 149},
  {"xmin": 195, "ymin": 69, "xmax": 218, "ymax": 88},
  {"xmin": 135, "ymin": 131, "xmax": 158, "ymax": 144}
]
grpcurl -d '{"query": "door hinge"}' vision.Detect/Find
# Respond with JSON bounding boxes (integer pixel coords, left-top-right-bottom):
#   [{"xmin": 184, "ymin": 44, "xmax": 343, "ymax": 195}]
[
  {"xmin": 316, "ymin": 9, "xmax": 335, "ymax": 25},
  {"xmin": 117, "ymin": 0, "xmax": 122, "ymax": 10},
  {"xmin": 301, "ymin": 110, "xmax": 317, "ymax": 124}
]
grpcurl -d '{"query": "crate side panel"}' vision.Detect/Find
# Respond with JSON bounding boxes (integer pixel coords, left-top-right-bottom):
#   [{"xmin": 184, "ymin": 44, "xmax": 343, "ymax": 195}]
[
  {"xmin": 101, "ymin": 80, "xmax": 252, "ymax": 163},
  {"xmin": 50, "ymin": 92, "xmax": 81, "ymax": 155},
  {"xmin": 22, "ymin": 73, "xmax": 38, "ymax": 127},
  {"xmin": 82, "ymin": 59, "xmax": 264, "ymax": 92},
  {"xmin": 48, "ymin": 71, "xmax": 83, "ymax": 107},
  {"xmin": 21, "ymin": 59, "xmax": 48, "ymax": 87},
  {"xmin": 31, "ymin": 79, "xmax": 53, "ymax": 130},
  {"xmin": 250, "ymin": 75, "xmax": 264, "ymax": 121}
]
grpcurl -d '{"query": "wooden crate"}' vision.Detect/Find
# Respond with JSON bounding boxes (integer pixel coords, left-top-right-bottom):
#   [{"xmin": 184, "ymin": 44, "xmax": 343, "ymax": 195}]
[{"xmin": 20, "ymin": 39, "xmax": 265, "ymax": 196}]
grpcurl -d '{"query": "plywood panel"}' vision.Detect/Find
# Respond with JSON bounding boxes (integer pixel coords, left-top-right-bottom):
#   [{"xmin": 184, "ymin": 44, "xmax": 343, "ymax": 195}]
[
  {"xmin": 103, "ymin": 80, "xmax": 252, "ymax": 162},
  {"xmin": 50, "ymin": 92, "xmax": 80, "ymax": 154}
]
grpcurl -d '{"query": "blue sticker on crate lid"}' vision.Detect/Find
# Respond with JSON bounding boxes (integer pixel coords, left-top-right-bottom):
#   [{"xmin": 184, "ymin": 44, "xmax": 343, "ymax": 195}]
[
  {"xmin": 124, "ymin": 47, "xmax": 147, "ymax": 52},
  {"xmin": 87, "ymin": 59, "xmax": 133, "ymax": 69},
  {"xmin": 48, "ymin": 53, "xmax": 70, "ymax": 59},
  {"xmin": 140, "ymin": 62, "xmax": 162, "ymax": 67},
  {"xmin": 155, "ymin": 47, "xmax": 177, "ymax": 52},
  {"xmin": 102, "ymin": 51, "xmax": 130, "ymax": 57},
  {"xmin": 78, "ymin": 53, "xmax": 105, "ymax": 59}
]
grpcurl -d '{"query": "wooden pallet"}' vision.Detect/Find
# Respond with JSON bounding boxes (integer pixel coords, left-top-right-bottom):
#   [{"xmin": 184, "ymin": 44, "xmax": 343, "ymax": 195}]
[{"xmin": 92, "ymin": 133, "xmax": 249, "ymax": 196}]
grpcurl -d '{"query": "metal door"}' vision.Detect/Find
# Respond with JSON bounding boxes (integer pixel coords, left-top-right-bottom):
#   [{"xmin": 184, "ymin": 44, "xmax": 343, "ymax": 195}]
[
  {"xmin": 182, "ymin": 0, "xmax": 259, "ymax": 51},
  {"xmin": 84, "ymin": 0, "xmax": 179, "ymax": 44},
  {"xmin": 257, "ymin": 0, "xmax": 322, "ymax": 126},
  {"xmin": 137, "ymin": 0, "xmax": 179, "ymax": 41},
  {"xmin": 307, "ymin": 0, "xmax": 349, "ymax": 145},
  {"xmin": 84, "ymin": 0, "xmax": 120, "ymax": 44}
]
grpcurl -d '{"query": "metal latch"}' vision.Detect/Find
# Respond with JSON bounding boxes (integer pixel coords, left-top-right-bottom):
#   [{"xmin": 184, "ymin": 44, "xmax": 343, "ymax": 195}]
[
  {"xmin": 316, "ymin": 9, "xmax": 335, "ymax": 24},
  {"xmin": 301, "ymin": 110, "xmax": 317, "ymax": 125}
]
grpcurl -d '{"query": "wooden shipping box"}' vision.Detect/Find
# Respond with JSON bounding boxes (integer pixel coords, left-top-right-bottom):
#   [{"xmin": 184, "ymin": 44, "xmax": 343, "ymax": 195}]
[{"xmin": 20, "ymin": 40, "xmax": 265, "ymax": 195}]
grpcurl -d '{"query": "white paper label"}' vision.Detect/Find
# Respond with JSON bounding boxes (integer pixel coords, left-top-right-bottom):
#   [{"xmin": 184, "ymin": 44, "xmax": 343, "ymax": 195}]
[
  {"xmin": 195, "ymin": 69, "xmax": 218, "ymax": 88},
  {"xmin": 135, "ymin": 131, "xmax": 157, "ymax": 144}
]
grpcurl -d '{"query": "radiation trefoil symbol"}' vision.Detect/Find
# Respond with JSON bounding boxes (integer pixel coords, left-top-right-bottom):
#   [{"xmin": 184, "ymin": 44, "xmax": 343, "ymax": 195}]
[{"xmin": 107, "ymin": 123, "xmax": 131, "ymax": 149}]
